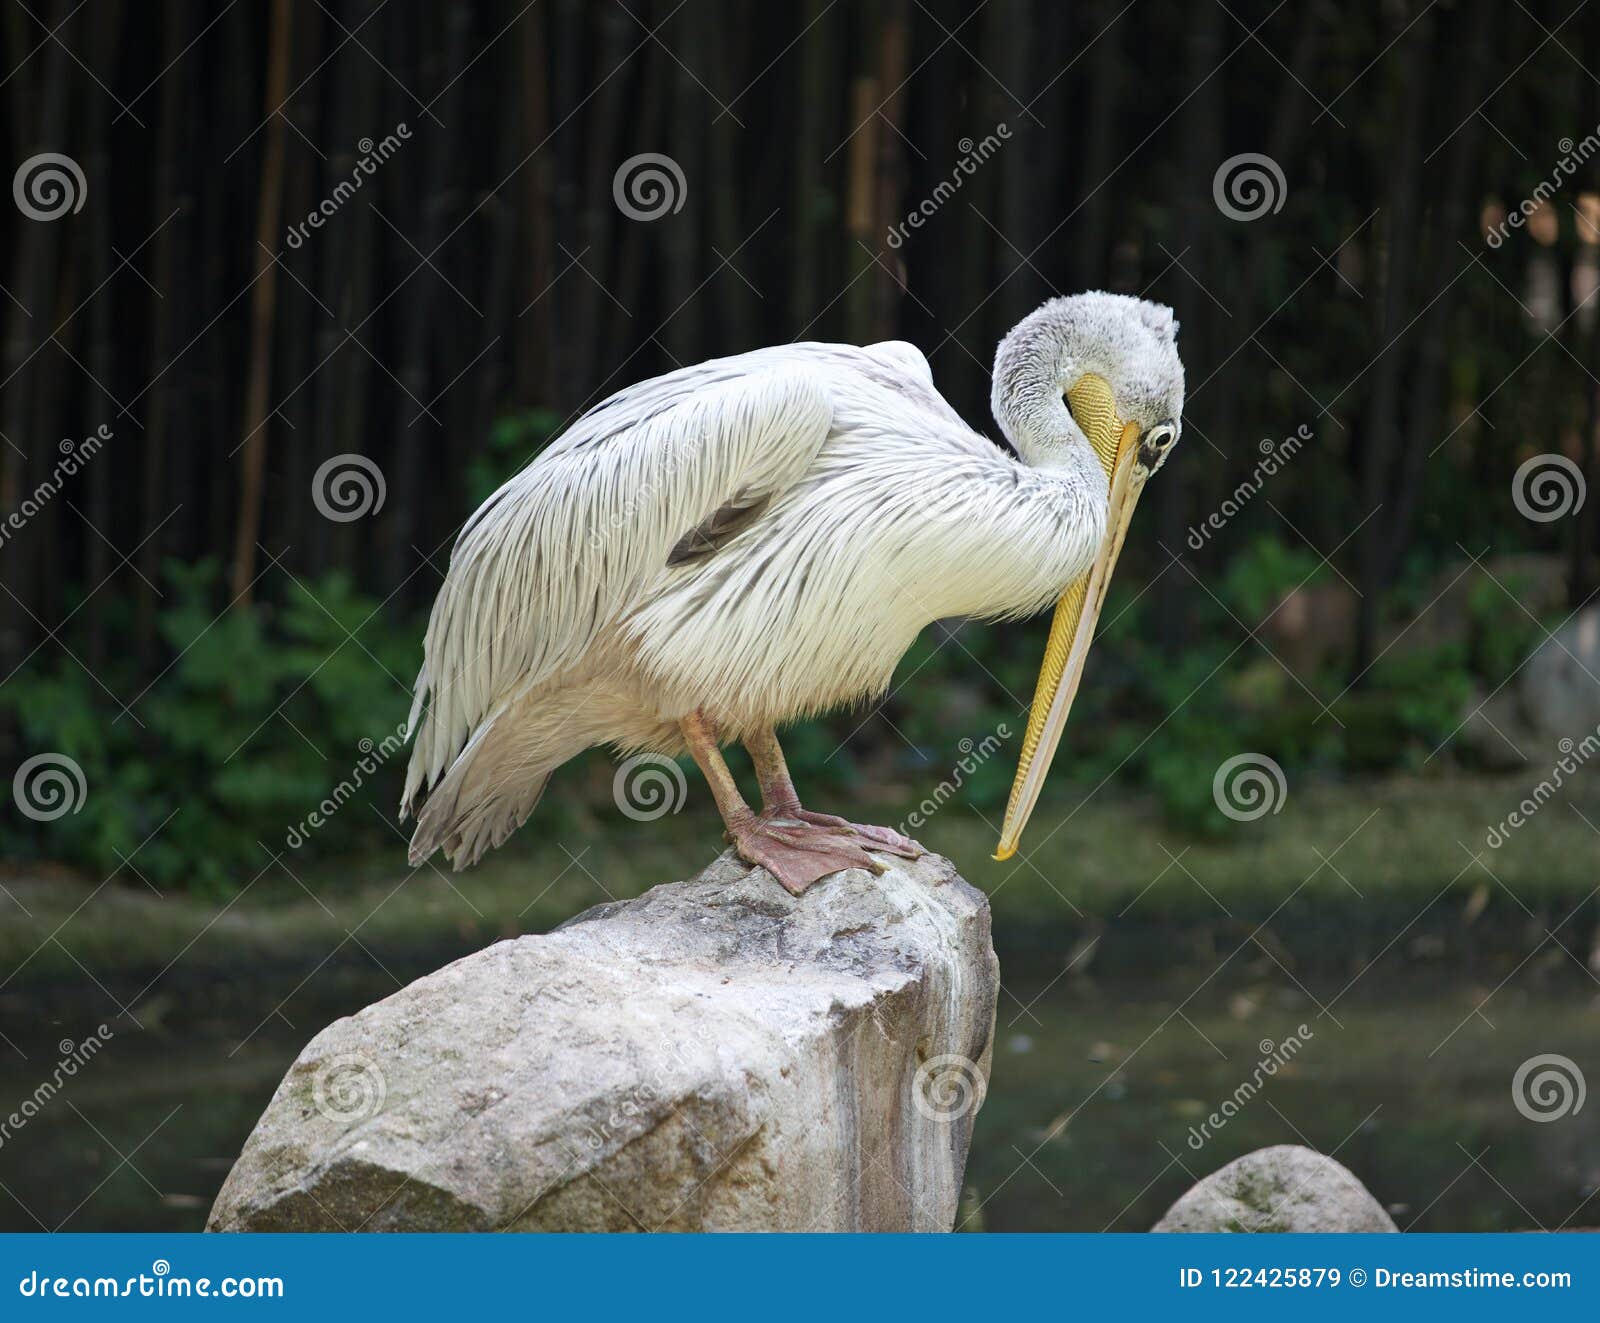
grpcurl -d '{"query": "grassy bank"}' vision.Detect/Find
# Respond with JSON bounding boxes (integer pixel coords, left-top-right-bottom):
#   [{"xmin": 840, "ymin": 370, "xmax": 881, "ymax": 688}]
[{"xmin": 2, "ymin": 771, "xmax": 1596, "ymax": 989}]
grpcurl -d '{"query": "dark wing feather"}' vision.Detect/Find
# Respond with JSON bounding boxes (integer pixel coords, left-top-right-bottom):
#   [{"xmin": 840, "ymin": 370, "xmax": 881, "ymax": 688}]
[{"xmin": 666, "ymin": 491, "xmax": 773, "ymax": 565}]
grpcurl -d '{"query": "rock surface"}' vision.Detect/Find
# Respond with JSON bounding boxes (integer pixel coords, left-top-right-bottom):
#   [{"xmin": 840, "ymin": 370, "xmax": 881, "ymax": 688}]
[
  {"xmin": 208, "ymin": 849, "xmax": 998, "ymax": 1232},
  {"xmin": 1515, "ymin": 605, "xmax": 1600, "ymax": 744},
  {"xmin": 1153, "ymin": 1145, "xmax": 1398, "ymax": 1233}
]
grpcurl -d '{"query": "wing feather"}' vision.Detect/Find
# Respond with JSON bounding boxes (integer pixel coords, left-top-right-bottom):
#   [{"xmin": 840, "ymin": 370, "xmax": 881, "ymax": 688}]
[{"xmin": 402, "ymin": 366, "xmax": 833, "ymax": 817}]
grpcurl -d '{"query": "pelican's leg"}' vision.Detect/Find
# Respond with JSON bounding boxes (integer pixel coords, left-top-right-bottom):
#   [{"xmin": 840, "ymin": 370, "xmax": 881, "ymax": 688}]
[
  {"xmin": 680, "ymin": 712, "xmax": 892, "ymax": 896},
  {"xmin": 744, "ymin": 726, "xmax": 924, "ymax": 859}
]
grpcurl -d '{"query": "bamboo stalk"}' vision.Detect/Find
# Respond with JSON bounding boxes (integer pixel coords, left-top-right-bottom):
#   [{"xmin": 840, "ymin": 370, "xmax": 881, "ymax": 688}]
[{"xmin": 230, "ymin": 0, "xmax": 294, "ymax": 606}]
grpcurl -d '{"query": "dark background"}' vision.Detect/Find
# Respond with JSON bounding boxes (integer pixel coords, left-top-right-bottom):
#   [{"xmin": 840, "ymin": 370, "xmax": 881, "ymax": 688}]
[{"xmin": 0, "ymin": 0, "xmax": 1597, "ymax": 1234}]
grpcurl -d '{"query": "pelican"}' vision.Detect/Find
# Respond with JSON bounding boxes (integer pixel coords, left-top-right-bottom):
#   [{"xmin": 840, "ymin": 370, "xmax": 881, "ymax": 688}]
[{"xmin": 402, "ymin": 292, "xmax": 1184, "ymax": 894}]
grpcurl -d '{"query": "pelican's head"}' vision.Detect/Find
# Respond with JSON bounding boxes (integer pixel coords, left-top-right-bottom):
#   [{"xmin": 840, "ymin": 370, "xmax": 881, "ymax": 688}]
[{"xmin": 990, "ymin": 293, "xmax": 1185, "ymax": 860}]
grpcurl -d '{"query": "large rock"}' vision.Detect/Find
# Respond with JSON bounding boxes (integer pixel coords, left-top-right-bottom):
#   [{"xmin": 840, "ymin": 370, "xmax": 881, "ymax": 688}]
[
  {"xmin": 208, "ymin": 849, "xmax": 998, "ymax": 1233},
  {"xmin": 1153, "ymin": 1145, "xmax": 1398, "ymax": 1233}
]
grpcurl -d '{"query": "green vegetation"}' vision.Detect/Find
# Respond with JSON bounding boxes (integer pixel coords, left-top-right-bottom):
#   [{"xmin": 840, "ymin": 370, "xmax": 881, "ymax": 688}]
[
  {"xmin": 2, "ymin": 562, "xmax": 412, "ymax": 893},
  {"xmin": 1, "ymin": 531, "xmax": 1574, "ymax": 899}
]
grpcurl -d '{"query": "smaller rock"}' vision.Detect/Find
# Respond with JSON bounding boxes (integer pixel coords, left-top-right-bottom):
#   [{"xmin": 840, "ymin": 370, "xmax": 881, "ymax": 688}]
[
  {"xmin": 1459, "ymin": 604, "xmax": 1600, "ymax": 768},
  {"xmin": 1519, "ymin": 606, "xmax": 1600, "ymax": 745},
  {"xmin": 1153, "ymin": 1145, "xmax": 1398, "ymax": 1233}
]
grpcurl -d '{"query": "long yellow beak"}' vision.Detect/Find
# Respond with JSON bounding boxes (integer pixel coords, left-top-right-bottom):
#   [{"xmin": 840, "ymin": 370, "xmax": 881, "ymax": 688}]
[{"xmin": 994, "ymin": 374, "xmax": 1147, "ymax": 860}]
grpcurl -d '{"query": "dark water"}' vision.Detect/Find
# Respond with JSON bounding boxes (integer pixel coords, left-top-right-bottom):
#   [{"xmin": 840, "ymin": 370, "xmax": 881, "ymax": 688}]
[
  {"xmin": 964, "ymin": 976, "xmax": 1599, "ymax": 1232},
  {"xmin": 1, "ymin": 960, "xmax": 1595, "ymax": 1232}
]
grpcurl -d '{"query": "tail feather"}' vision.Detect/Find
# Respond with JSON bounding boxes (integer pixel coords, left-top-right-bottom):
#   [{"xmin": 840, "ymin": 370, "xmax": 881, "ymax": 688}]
[
  {"xmin": 424, "ymin": 773, "xmax": 549, "ymax": 871},
  {"xmin": 405, "ymin": 703, "xmax": 554, "ymax": 869},
  {"xmin": 402, "ymin": 683, "xmax": 598, "ymax": 870},
  {"xmin": 401, "ymin": 676, "xmax": 639, "ymax": 870},
  {"xmin": 406, "ymin": 753, "xmax": 552, "ymax": 870}
]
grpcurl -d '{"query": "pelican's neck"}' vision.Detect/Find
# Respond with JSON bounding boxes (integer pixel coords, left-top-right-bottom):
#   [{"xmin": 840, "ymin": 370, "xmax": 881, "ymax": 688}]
[
  {"xmin": 1012, "ymin": 405, "xmax": 1107, "ymax": 496},
  {"xmin": 991, "ymin": 365, "xmax": 1107, "ymax": 504},
  {"xmin": 975, "ymin": 317, "xmax": 1113, "ymax": 616},
  {"xmin": 916, "ymin": 411, "xmax": 1106, "ymax": 626},
  {"xmin": 990, "ymin": 309, "xmax": 1102, "ymax": 491}
]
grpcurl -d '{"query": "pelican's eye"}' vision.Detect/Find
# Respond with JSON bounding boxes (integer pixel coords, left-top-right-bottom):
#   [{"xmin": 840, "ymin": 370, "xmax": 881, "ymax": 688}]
[{"xmin": 1137, "ymin": 420, "xmax": 1178, "ymax": 473}]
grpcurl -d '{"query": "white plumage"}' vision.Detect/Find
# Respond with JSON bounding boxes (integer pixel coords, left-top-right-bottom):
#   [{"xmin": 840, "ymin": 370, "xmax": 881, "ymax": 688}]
[{"xmin": 403, "ymin": 292, "xmax": 1185, "ymax": 882}]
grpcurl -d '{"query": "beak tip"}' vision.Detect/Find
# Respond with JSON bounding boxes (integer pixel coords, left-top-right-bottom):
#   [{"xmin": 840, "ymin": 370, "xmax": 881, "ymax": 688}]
[{"xmin": 992, "ymin": 843, "xmax": 1017, "ymax": 861}]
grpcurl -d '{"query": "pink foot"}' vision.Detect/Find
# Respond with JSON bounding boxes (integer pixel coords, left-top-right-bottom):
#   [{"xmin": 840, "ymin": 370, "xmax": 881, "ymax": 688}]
[
  {"xmin": 786, "ymin": 809, "xmax": 925, "ymax": 859},
  {"xmin": 729, "ymin": 815, "xmax": 894, "ymax": 896}
]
